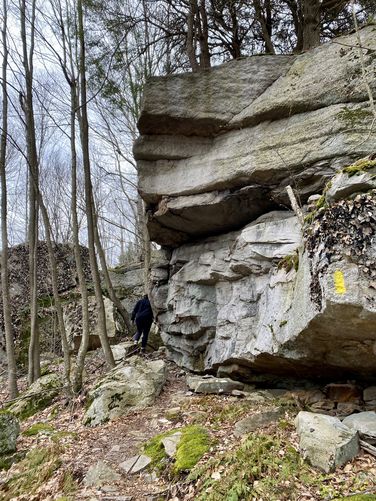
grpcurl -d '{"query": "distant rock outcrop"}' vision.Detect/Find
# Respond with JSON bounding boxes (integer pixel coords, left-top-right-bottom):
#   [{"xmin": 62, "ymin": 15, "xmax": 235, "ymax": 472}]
[
  {"xmin": 0, "ymin": 242, "xmax": 91, "ymax": 363},
  {"xmin": 136, "ymin": 27, "xmax": 376, "ymax": 381}
]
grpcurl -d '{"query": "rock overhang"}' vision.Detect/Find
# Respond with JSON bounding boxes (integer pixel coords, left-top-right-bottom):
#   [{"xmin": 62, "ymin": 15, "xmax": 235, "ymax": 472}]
[
  {"xmin": 136, "ymin": 26, "xmax": 376, "ymax": 247},
  {"xmin": 137, "ymin": 26, "xmax": 376, "ymax": 381}
]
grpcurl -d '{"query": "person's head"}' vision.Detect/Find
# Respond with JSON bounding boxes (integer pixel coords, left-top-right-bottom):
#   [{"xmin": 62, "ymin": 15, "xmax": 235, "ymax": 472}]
[{"xmin": 144, "ymin": 294, "xmax": 148, "ymax": 300}]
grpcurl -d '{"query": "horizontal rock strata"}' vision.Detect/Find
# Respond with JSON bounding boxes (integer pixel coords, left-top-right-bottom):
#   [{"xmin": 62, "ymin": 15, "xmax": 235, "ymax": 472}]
[
  {"xmin": 138, "ymin": 27, "xmax": 376, "ymax": 381},
  {"xmin": 136, "ymin": 27, "xmax": 376, "ymax": 247}
]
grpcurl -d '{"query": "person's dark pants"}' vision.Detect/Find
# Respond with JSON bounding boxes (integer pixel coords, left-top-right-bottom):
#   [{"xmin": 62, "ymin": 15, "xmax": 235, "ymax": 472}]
[{"xmin": 133, "ymin": 317, "xmax": 153, "ymax": 349}]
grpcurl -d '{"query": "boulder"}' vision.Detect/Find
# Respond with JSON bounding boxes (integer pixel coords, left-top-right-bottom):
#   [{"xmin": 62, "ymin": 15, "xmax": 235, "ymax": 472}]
[
  {"xmin": 64, "ymin": 296, "xmax": 121, "ymax": 352},
  {"xmin": 343, "ymin": 412, "xmax": 376, "ymax": 440},
  {"xmin": 111, "ymin": 341, "xmax": 136, "ymax": 363},
  {"xmin": 325, "ymin": 163, "xmax": 376, "ymax": 204},
  {"xmin": 295, "ymin": 411, "xmax": 359, "ymax": 473},
  {"xmin": 234, "ymin": 408, "xmax": 284, "ymax": 437},
  {"xmin": 186, "ymin": 375, "xmax": 244, "ymax": 394},
  {"xmin": 136, "ymin": 27, "xmax": 376, "ymax": 247},
  {"xmin": 0, "ymin": 412, "xmax": 20, "ymax": 454},
  {"xmin": 7, "ymin": 373, "xmax": 62, "ymax": 420},
  {"xmin": 139, "ymin": 27, "xmax": 376, "ymax": 382},
  {"xmin": 84, "ymin": 356, "xmax": 167, "ymax": 426},
  {"xmin": 83, "ymin": 460, "xmax": 121, "ymax": 486}
]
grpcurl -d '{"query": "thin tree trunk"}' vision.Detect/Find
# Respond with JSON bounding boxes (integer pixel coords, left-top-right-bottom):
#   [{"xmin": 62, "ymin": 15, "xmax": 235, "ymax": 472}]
[
  {"xmin": 198, "ymin": 0, "xmax": 210, "ymax": 68},
  {"xmin": 302, "ymin": 0, "xmax": 321, "ymax": 50},
  {"xmin": 37, "ymin": 196, "xmax": 72, "ymax": 393},
  {"xmin": 1, "ymin": 0, "xmax": 18, "ymax": 398},
  {"xmin": 20, "ymin": 0, "xmax": 40, "ymax": 384},
  {"xmin": 77, "ymin": 0, "xmax": 114, "ymax": 368},
  {"xmin": 253, "ymin": 0, "xmax": 275, "ymax": 54},
  {"xmin": 187, "ymin": 0, "xmax": 199, "ymax": 72},
  {"xmin": 70, "ymin": 83, "xmax": 91, "ymax": 393}
]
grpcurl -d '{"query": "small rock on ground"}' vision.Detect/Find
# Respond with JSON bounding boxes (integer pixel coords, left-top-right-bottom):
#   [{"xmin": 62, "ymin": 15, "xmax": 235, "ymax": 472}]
[
  {"xmin": 119, "ymin": 454, "xmax": 151, "ymax": 474},
  {"xmin": 84, "ymin": 460, "xmax": 121, "ymax": 486}
]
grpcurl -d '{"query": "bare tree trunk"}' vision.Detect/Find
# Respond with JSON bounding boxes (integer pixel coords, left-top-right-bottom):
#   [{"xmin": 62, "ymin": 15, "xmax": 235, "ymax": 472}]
[
  {"xmin": 37, "ymin": 195, "xmax": 72, "ymax": 393},
  {"xmin": 20, "ymin": 0, "xmax": 40, "ymax": 384},
  {"xmin": 198, "ymin": 0, "xmax": 210, "ymax": 68},
  {"xmin": 1, "ymin": 0, "xmax": 18, "ymax": 398},
  {"xmin": 77, "ymin": 0, "xmax": 114, "ymax": 368},
  {"xmin": 70, "ymin": 83, "xmax": 91, "ymax": 392},
  {"xmin": 187, "ymin": 0, "xmax": 199, "ymax": 72},
  {"xmin": 253, "ymin": 0, "xmax": 275, "ymax": 54},
  {"xmin": 286, "ymin": 0, "xmax": 304, "ymax": 52},
  {"xmin": 302, "ymin": 0, "xmax": 321, "ymax": 50}
]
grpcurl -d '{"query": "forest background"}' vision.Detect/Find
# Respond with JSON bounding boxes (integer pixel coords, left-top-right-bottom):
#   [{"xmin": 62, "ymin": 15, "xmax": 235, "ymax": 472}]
[{"xmin": 0, "ymin": 0, "xmax": 375, "ymax": 397}]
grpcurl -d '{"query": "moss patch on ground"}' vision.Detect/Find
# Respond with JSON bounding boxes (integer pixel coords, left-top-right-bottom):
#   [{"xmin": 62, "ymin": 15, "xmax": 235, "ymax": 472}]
[
  {"xmin": 188, "ymin": 428, "xmax": 375, "ymax": 501},
  {"xmin": 0, "ymin": 445, "xmax": 61, "ymax": 500},
  {"xmin": 334, "ymin": 496, "xmax": 376, "ymax": 501},
  {"xmin": 182, "ymin": 395, "xmax": 258, "ymax": 428},
  {"xmin": 23, "ymin": 422, "xmax": 55, "ymax": 436},
  {"xmin": 0, "ymin": 451, "xmax": 26, "ymax": 471},
  {"xmin": 143, "ymin": 425, "xmax": 211, "ymax": 475}
]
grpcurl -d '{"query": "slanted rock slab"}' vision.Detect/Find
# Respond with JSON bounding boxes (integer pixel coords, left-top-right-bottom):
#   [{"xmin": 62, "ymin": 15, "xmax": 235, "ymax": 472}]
[
  {"xmin": 162, "ymin": 432, "xmax": 182, "ymax": 457},
  {"xmin": 343, "ymin": 411, "xmax": 376, "ymax": 440},
  {"xmin": 186, "ymin": 375, "xmax": 244, "ymax": 394},
  {"xmin": 119, "ymin": 454, "xmax": 151, "ymax": 474},
  {"xmin": 295, "ymin": 411, "xmax": 359, "ymax": 473},
  {"xmin": 84, "ymin": 356, "xmax": 167, "ymax": 426},
  {"xmin": 234, "ymin": 407, "xmax": 284, "ymax": 437},
  {"xmin": 111, "ymin": 341, "xmax": 136, "ymax": 364},
  {"xmin": 83, "ymin": 460, "xmax": 121, "ymax": 486},
  {"xmin": 0, "ymin": 412, "xmax": 20, "ymax": 454}
]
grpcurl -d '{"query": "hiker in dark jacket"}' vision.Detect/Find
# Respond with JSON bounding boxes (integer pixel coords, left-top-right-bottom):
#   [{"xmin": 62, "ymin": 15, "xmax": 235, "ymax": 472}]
[{"xmin": 131, "ymin": 294, "xmax": 153, "ymax": 352}]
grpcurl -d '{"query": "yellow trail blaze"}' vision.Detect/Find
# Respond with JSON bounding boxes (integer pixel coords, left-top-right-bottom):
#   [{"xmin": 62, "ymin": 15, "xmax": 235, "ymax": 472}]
[{"xmin": 333, "ymin": 270, "xmax": 346, "ymax": 294}]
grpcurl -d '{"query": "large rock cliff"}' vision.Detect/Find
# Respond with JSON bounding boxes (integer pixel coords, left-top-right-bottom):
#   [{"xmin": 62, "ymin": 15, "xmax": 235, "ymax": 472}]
[{"xmin": 136, "ymin": 27, "xmax": 376, "ymax": 381}]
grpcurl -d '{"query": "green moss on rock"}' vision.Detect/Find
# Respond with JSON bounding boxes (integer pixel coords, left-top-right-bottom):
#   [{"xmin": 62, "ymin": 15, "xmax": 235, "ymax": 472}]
[
  {"xmin": 337, "ymin": 107, "xmax": 373, "ymax": 127},
  {"xmin": 23, "ymin": 422, "xmax": 55, "ymax": 436},
  {"xmin": 277, "ymin": 252, "xmax": 299, "ymax": 273},
  {"xmin": 0, "ymin": 445, "xmax": 61, "ymax": 500},
  {"xmin": 0, "ymin": 411, "xmax": 20, "ymax": 454},
  {"xmin": 143, "ymin": 425, "xmax": 211, "ymax": 475},
  {"xmin": 174, "ymin": 425, "xmax": 210, "ymax": 473},
  {"xmin": 342, "ymin": 158, "xmax": 376, "ymax": 177},
  {"xmin": 7, "ymin": 373, "xmax": 62, "ymax": 420}
]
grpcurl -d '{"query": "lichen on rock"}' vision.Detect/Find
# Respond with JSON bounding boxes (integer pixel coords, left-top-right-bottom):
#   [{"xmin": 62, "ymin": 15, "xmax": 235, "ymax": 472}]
[
  {"xmin": 7, "ymin": 373, "xmax": 62, "ymax": 420},
  {"xmin": 83, "ymin": 356, "xmax": 167, "ymax": 426},
  {"xmin": 0, "ymin": 411, "xmax": 20, "ymax": 454}
]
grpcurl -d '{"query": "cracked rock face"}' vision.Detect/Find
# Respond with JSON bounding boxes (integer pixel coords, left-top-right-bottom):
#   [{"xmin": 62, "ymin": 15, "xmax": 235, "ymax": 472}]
[
  {"xmin": 151, "ymin": 200, "xmax": 376, "ymax": 380},
  {"xmin": 136, "ymin": 27, "xmax": 376, "ymax": 247},
  {"xmin": 139, "ymin": 27, "xmax": 376, "ymax": 381}
]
